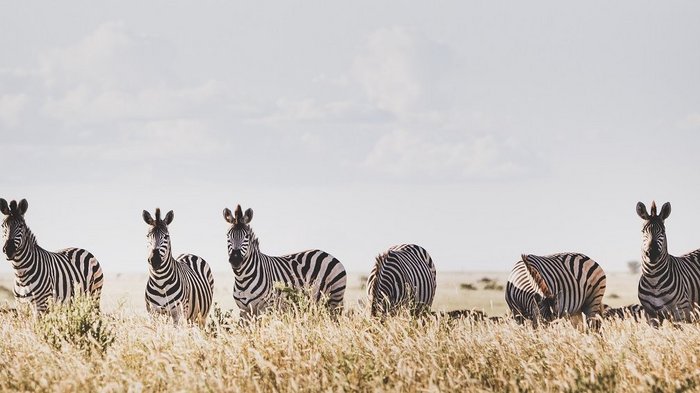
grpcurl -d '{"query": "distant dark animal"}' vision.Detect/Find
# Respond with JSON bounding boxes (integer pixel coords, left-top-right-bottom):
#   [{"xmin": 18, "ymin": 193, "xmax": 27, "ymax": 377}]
[
  {"xmin": 367, "ymin": 244, "xmax": 436, "ymax": 316},
  {"xmin": 636, "ymin": 201, "xmax": 700, "ymax": 322},
  {"xmin": 0, "ymin": 198, "xmax": 103, "ymax": 313},
  {"xmin": 505, "ymin": 253, "xmax": 606, "ymax": 327},
  {"xmin": 143, "ymin": 208, "xmax": 214, "ymax": 326}
]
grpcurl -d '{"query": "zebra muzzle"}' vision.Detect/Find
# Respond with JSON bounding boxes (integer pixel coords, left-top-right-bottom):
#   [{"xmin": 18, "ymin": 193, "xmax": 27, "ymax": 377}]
[
  {"xmin": 3, "ymin": 241, "xmax": 15, "ymax": 260},
  {"xmin": 229, "ymin": 251, "xmax": 243, "ymax": 267}
]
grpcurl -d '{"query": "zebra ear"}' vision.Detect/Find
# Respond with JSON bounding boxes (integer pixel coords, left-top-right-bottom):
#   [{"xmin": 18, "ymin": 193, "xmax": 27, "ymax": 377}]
[
  {"xmin": 243, "ymin": 208, "xmax": 253, "ymax": 224},
  {"xmin": 659, "ymin": 202, "xmax": 671, "ymax": 220},
  {"xmin": 18, "ymin": 199, "xmax": 28, "ymax": 216},
  {"xmin": 0, "ymin": 199, "xmax": 9, "ymax": 215},
  {"xmin": 164, "ymin": 210, "xmax": 174, "ymax": 225},
  {"xmin": 636, "ymin": 202, "xmax": 650, "ymax": 220},
  {"xmin": 142, "ymin": 210, "xmax": 155, "ymax": 226},
  {"xmin": 522, "ymin": 254, "xmax": 554, "ymax": 299},
  {"xmin": 223, "ymin": 208, "xmax": 235, "ymax": 224}
]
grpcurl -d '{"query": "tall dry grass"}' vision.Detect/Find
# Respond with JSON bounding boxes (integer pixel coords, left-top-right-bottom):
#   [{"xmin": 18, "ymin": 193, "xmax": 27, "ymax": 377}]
[{"xmin": 1, "ymin": 298, "xmax": 700, "ymax": 392}]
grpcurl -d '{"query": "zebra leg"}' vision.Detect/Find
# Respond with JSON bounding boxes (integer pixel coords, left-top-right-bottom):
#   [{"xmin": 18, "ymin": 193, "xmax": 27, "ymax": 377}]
[{"xmin": 238, "ymin": 309, "xmax": 253, "ymax": 326}]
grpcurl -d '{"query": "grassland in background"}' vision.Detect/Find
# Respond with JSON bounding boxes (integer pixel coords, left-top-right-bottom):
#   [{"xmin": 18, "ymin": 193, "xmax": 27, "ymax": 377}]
[{"xmin": 0, "ymin": 270, "xmax": 642, "ymax": 315}]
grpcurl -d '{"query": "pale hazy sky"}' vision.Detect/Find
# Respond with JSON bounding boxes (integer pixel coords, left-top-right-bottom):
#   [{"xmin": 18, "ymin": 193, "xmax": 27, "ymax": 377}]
[{"xmin": 1, "ymin": 1, "xmax": 699, "ymax": 274}]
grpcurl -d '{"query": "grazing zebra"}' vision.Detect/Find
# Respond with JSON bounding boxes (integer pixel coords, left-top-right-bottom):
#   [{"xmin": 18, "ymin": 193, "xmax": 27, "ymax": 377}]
[
  {"xmin": 603, "ymin": 304, "xmax": 645, "ymax": 321},
  {"xmin": 366, "ymin": 244, "xmax": 436, "ymax": 316},
  {"xmin": 143, "ymin": 208, "xmax": 214, "ymax": 326},
  {"xmin": 636, "ymin": 201, "xmax": 700, "ymax": 322},
  {"xmin": 505, "ymin": 253, "xmax": 607, "ymax": 327},
  {"xmin": 223, "ymin": 204, "xmax": 347, "ymax": 319},
  {"xmin": 0, "ymin": 198, "xmax": 103, "ymax": 313}
]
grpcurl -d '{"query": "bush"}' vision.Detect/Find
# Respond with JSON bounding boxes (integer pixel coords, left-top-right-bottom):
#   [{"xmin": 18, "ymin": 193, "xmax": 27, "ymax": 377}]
[
  {"xmin": 206, "ymin": 303, "xmax": 235, "ymax": 335},
  {"xmin": 483, "ymin": 281, "xmax": 504, "ymax": 291},
  {"xmin": 34, "ymin": 293, "xmax": 114, "ymax": 355},
  {"xmin": 460, "ymin": 283, "xmax": 477, "ymax": 290}
]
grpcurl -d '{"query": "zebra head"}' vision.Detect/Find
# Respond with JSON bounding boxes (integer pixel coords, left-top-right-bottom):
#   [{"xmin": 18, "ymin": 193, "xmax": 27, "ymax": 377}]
[
  {"xmin": 223, "ymin": 204, "xmax": 255, "ymax": 270},
  {"xmin": 522, "ymin": 254, "xmax": 558, "ymax": 321},
  {"xmin": 636, "ymin": 201, "xmax": 671, "ymax": 265},
  {"xmin": 0, "ymin": 198, "xmax": 29, "ymax": 260},
  {"xmin": 142, "ymin": 208, "xmax": 175, "ymax": 270}
]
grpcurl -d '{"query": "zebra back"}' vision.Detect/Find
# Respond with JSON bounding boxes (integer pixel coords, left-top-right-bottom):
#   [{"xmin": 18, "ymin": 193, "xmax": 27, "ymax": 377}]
[
  {"xmin": 367, "ymin": 244, "xmax": 436, "ymax": 316},
  {"xmin": 506, "ymin": 253, "xmax": 606, "ymax": 325}
]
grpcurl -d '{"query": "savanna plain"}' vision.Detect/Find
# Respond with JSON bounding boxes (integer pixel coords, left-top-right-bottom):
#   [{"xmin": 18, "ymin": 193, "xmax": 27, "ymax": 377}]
[{"xmin": 1, "ymin": 271, "xmax": 698, "ymax": 392}]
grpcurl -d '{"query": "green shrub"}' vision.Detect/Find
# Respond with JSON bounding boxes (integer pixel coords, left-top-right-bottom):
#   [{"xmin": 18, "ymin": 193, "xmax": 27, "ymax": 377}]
[{"xmin": 34, "ymin": 293, "xmax": 114, "ymax": 355}]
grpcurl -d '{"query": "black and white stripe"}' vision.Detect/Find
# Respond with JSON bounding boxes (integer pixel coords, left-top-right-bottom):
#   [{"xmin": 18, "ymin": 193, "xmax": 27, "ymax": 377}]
[
  {"xmin": 603, "ymin": 304, "xmax": 645, "ymax": 321},
  {"xmin": 366, "ymin": 244, "xmax": 436, "ymax": 316},
  {"xmin": 636, "ymin": 201, "xmax": 700, "ymax": 321},
  {"xmin": 143, "ymin": 208, "xmax": 214, "ymax": 325},
  {"xmin": 223, "ymin": 204, "xmax": 347, "ymax": 319},
  {"xmin": 505, "ymin": 253, "xmax": 607, "ymax": 326},
  {"xmin": 1, "ymin": 198, "xmax": 103, "ymax": 313}
]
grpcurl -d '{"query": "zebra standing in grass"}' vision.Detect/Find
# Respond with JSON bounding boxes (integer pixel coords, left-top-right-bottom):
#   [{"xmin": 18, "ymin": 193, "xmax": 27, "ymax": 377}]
[
  {"xmin": 636, "ymin": 201, "xmax": 700, "ymax": 322},
  {"xmin": 0, "ymin": 198, "xmax": 103, "ymax": 313},
  {"xmin": 505, "ymin": 253, "xmax": 606, "ymax": 327},
  {"xmin": 223, "ymin": 204, "xmax": 347, "ymax": 319},
  {"xmin": 366, "ymin": 244, "xmax": 436, "ymax": 316},
  {"xmin": 143, "ymin": 208, "xmax": 214, "ymax": 325}
]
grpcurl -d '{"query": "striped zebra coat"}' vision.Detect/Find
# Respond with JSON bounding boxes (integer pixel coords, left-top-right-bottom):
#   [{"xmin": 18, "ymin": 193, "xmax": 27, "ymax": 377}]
[
  {"xmin": 0, "ymin": 198, "xmax": 103, "ymax": 313},
  {"xmin": 636, "ymin": 201, "xmax": 700, "ymax": 322},
  {"xmin": 143, "ymin": 209, "xmax": 214, "ymax": 326},
  {"xmin": 223, "ymin": 205, "xmax": 347, "ymax": 319},
  {"xmin": 505, "ymin": 253, "xmax": 606, "ymax": 326},
  {"xmin": 603, "ymin": 304, "xmax": 645, "ymax": 321},
  {"xmin": 366, "ymin": 244, "xmax": 436, "ymax": 316}
]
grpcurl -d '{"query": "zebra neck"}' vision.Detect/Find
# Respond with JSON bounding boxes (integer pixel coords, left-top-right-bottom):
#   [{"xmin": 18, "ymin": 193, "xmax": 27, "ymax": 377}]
[
  {"xmin": 149, "ymin": 256, "xmax": 180, "ymax": 281},
  {"xmin": 11, "ymin": 228, "xmax": 39, "ymax": 260},
  {"xmin": 641, "ymin": 254, "xmax": 671, "ymax": 277},
  {"xmin": 11, "ymin": 243, "xmax": 50, "ymax": 293},
  {"xmin": 234, "ymin": 251, "xmax": 268, "ymax": 282},
  {"xmin": 10, "ymin": 234, "xmax": 45, "ymax": 270}
]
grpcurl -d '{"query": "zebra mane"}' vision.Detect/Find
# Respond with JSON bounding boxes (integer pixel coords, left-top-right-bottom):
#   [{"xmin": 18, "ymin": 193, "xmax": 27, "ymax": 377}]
[
  {"xmin": 371, "ymin": 251, "xmax": 390, "ymax": 302},
  {"xmin": 521, "ymin": 254, "xmax": 554, "ymax": 299}
]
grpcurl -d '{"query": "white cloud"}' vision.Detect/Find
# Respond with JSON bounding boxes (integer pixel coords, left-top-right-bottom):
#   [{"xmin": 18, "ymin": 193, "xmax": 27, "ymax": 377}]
[
  {"xmin": 100, "ymin": 118, "xmax": 222, "ymax": 160},
  {"xmin": 0, "ymin": 94, "xmax": 28, "ymax": 128},
  {"xmin": 39, "ymin": 21, "xmax": 173, "ymax": 91},
  {"xmin": 12, "ymin": 21, "xmax": 226, "ymax": 128},
  {"xmin": 42, "ymin": 80, "xmax": 221, "ymax": 125},
  {"xmin": 364, "ymin": 129, "xmax": 525, "ymax": 179},
  {"xmin": 352, "ymin": 27, "xmax": 453, "ymax": 120},
  {"xmin": 257, "ymin": 98, "xmax": 388, "ymax": 124}
]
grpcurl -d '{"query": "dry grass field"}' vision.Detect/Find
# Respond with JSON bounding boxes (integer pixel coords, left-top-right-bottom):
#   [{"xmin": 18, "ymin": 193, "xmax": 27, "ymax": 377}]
[{"xmin": 3, "ymin": 271, "xmax": 690, "ymax": 392}]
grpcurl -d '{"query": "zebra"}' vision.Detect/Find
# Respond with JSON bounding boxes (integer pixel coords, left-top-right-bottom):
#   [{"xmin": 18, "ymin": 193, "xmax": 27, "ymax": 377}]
[
  {"xmin": 505, "ymin": 253, "xmax": 607, "ymax": 327},
  {"xmin": 366, "ymin": 244, "xmax": 436, "ymax": 316},
  {"xmin": 0, "ymin": 198, "xmax": 103, "ymax": 313},
  {"xmin": 603, "ymin": 304, "xmax": 645, "ymax": 321},
  {"xmin": 223, "ymin": 204, "xmax": 347, "ymax": 319},
  {"xmin": 143, "ymin": 208, "xmax": 214, "ymax": 326},
  {"xmin": 636, "ymin": 201, "xmax": 700, "ymax": 322}
]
